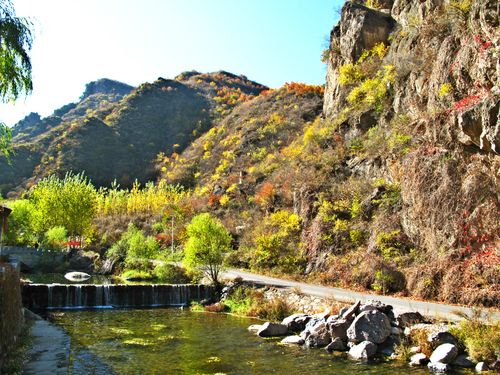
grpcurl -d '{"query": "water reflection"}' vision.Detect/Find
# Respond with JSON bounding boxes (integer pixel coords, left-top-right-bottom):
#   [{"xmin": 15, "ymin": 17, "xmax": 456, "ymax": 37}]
[{"xmin": 50, "ymin": 309, "xmax": 435, "ymax": 375}]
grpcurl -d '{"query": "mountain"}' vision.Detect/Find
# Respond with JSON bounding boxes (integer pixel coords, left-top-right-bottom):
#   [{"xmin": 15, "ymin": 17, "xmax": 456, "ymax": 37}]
[
  {"xmin": 159, "ymin": 0, "xmax": 499, "ymax": 307},
  {"xmin": 0, "ymin": 72, "xmax": 266, "ymax": 195}
]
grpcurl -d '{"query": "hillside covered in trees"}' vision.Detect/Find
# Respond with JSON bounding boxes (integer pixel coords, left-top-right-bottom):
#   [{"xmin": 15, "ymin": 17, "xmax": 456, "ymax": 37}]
[
  {"xmin": 2, "ymin": 0, "xmax": 498, "ymax": 308},
  {"xmin": 0, "ymin": 72, "xmax": 266, "ymax": 195}
]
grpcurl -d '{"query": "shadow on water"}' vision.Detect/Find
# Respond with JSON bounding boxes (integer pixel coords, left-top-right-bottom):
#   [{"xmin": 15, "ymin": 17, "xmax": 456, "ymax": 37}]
[{"xmin": 48, "ymin": 308, "xmax": 441, "ymax": 375}]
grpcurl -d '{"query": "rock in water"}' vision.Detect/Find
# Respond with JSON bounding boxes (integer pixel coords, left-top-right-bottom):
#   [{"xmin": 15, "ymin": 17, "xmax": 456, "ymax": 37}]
[
  {"xmin": 410, "ymin": 353, "xmax": 429, "ymax": 366},
  {"xmin": 305, "ymin": 322, "xmax": 332, "ymax": 348},
  {"xmin": 64, "ymin": 271, "xmax": 91, "ymax": 282},
  {"xmin": 281, "ymin": 313, "xmax": 311, "ymax": 332},
  {"xmin": 281, "ymin": 335, "xmax": 305, "ymax": 345},
  {"xmin": 347, "ymin": 310, "xmax": 391, "ymax": 344},
  {"xmin": 325, "ymin": 337, "xmax": 347, "ymax": 352},
  {"xmin": 429, "ymin": 343, "xmax": 458, "ymax": 364},
  {"xmin": 257, "ymin": 322, "xmax": 289, "ymax": 337},
  {"xmin": 247, "ymin": 324, "xmax": 262, "ymax": 333},
  {"xmin": 348, "ymin": 341, "xmax": 377, "ymax": 359}
]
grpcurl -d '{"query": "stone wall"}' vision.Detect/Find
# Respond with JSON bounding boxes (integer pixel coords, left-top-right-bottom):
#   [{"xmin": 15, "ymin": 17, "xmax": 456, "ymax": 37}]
[
  {"xmin": 0, "ymin": 262, "xmax": 24, "ymax": 369},
  {"xmin": 263, "ymin": 286, "xmax": 348, "ymax": 315},
  {"xmin": 1, "ymin": 246, "xmax": 65, "ymax": 269}
]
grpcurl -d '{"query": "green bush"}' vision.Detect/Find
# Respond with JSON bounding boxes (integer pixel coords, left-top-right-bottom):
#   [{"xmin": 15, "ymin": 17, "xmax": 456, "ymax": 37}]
[
  {"xmin": 106, "ymin": 224, "xmax": 160, "ymax": 270},
  {"xmin": 449, "ymin": 315, "xmax": 500, "ymax": 363},
  {"xmin": 42, "ymin": 226, "xmax": 68, "ymax": 251},
  {"xmin": 154, "ymin": 263, "xmax": 190, "ymax": 284},
  {"xmin": 3, "ymin": 200, "xmax": 37, "ymax": 246},
  {"xmin": 121, "ymin": 269, "xmax": 153, "ymax": 281},
  {"xmin": 376, "ymin": 230, "xmax": 404, "ymax": 260}
]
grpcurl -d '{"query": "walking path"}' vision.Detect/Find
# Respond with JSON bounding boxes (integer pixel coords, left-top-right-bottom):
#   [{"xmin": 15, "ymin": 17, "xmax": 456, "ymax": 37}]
[
  {"xmin": 23, "ymin": 310, "xmax": 69, "ymax": 375},
  {"xmin": 222, "ymin": 268, "xmax": 499, "ymax": 322}
]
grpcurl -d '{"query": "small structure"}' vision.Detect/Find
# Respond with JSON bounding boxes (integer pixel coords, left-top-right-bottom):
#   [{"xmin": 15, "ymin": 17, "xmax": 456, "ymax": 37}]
[{"xmin": 0, "ymin": 205, "xmax": 12, "ymax": 257}]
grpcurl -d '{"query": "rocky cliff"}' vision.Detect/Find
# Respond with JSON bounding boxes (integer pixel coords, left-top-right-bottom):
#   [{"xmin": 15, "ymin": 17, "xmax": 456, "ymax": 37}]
[{"xmin": 317, "ymin": 0, "xmax": 499, "ymax": 305}]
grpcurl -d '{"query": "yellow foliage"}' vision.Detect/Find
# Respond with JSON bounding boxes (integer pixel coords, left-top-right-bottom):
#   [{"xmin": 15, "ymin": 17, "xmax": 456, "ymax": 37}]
[
  {"xmin": 347, "ymin": 65, "xmax": 395, "ymax": 112},
  {"xmin": 449, "ymin": 0, "xmax": 472, "ymax": 13},
  {"xmin": 219, "ymin": 195, "xmax": 230, "ymax": 206},
  {"xmin": 226, "ymin": 183, "xmax": 238, "ymax": 193},
  {"xmin": 339, "ymin": 63, "xmax": 364, "ymax": 86},
  {"xmin": 438, "ymin": 83, "xmax": 453, "ymax": 98}
]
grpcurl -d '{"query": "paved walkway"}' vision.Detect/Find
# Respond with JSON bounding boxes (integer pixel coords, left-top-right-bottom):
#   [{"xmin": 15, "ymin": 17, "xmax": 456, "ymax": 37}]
[
  {"xmin": 23, "ymin": 310, "xmax": 69, "ymax": 375},
  {"xmin": 223, "ymin": 269, "xmax": 500, "ymax": 322}
]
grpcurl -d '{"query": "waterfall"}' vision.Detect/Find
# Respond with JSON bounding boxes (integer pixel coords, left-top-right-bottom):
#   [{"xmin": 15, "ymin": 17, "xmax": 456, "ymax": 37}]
[
  {"xmin": 22, "ymin": 283, "xmax": 214, "ymax": 310},
  {"xmin": 47, "ymin": 284, "xmax": 53, "ymax": 307}
]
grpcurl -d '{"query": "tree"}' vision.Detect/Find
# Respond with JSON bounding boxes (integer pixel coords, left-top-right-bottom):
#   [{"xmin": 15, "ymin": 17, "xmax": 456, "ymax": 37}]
[
  {"xmin": 183, "ymin": 213, "xmax": 232, "ymax": 286},
  {"xmin": 30, "ymin": 173, "xmax": 98, "ymax": 241},
  {"xmin": 0, "ymin": 0, "xmax": 34, "ymax": 158}
]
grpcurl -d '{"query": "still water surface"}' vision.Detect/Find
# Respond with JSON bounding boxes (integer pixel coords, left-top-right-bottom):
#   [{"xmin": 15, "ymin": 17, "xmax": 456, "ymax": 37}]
[{"xmin": 50, "ymin": 308, "xmax": 437, "ymax": 375}]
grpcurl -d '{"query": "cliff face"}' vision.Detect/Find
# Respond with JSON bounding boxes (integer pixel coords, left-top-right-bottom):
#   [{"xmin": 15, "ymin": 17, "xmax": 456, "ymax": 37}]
[{"xmin": 318, "ymin": 0, "xmax": 499, "ymax": 305}]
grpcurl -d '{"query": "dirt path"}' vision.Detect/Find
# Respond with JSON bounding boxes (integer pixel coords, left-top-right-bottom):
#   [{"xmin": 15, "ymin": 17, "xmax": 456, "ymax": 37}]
[
  {"xmin": 222, "ymin": 268, "xmax": 499, "ymax": 322},
  {"xmin": 23, "ymin": 310, "xmax": 69, "ymax": 375}
]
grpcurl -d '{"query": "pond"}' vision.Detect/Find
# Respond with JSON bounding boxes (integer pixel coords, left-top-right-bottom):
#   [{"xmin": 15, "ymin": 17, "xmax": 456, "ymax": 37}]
[{"xmin": 49, "ymin": 308, "xmax": 434, "ymax": 375}]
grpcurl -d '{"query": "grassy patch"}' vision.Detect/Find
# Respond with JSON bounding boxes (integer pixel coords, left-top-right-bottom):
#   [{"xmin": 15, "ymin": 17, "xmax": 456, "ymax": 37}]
[{"xmin": 449, "ymin": 313, "xmax": 500, "ymax": 363}]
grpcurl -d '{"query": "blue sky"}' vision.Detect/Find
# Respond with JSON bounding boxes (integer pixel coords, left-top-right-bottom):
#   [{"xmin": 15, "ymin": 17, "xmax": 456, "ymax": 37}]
[{"xmin": 1, "ymin": 0, "xmax": 343, "ymax": 126}]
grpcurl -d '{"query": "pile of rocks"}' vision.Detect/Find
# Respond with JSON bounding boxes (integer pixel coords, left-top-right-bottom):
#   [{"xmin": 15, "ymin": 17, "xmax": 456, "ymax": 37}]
[{"xmin": 248, "ymin": 300, "xmax": 496, "ymax": 373}]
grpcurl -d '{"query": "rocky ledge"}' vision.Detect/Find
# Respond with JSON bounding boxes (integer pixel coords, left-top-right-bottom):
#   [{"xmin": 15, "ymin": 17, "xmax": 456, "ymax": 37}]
[{"xmin": 249, "ymin": 299, "xmax": 498, "ymax": 373}]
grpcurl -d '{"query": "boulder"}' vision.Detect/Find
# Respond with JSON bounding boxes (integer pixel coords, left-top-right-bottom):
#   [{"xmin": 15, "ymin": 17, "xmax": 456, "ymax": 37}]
[
  {"xmin": 305, "ymin": 322, "xmax": 332, "ymax": 348},
  {"xmin": 429, "ymin": 343, "xmax": 458, "ymax": 364},
  {"xmin": 281, "ymin": 335, "xmax": 305, "ymax": 345},
  {"xmin": 428, "ymin": 362, "xmax": 450, "ymax": 372},
  {"xmin": 428, "ymin": 331, "xmax": 458, "ymax": 347},
  {"xmin": 282, "ymin": 314, "xmax": 311, "ymax": 332},
  {"xmin": 362, "ymin": 300, "xmax": 393, "ymax": 315},
  {"xmin": 257, "ymin": 322, "xmax": 289, "ymax": 337},
  {"xmin": 347, "ymin": 310, "xmax": 391, "ymax": 344},
  {"xmin": 341, "ymin": 300, "xmax": 360, "ymax": 320},
  {"xmin": 328, "ymin": 318, "xmax": 350, "ymax": 341},
  {"xmin": 452, "ymin": 354, "xmax": 474, "ymax": 368},
  {"xmin": 405, "ymin": 324, "xmax": 457, "ymax": 346},
  {"xmin": 475, "ymin": 362, "xmax": 488, "ymax": 372},
  {"xmin": 338, "ymin": 306, "xmax": 349, "ymax": 317},
  {"xmin": 348, "ymin": 341, "xmax": 377, "ymax": 359},
  {"xmin": 395, "ymin": 311, "xmax": 425, "ymax": 328},
  {"xmin": 305, "ymin": 317, "xmax": 323, "ymax": 331},
  {"xmin": 247, "ymin": 324, "xmax": 262, "ymax": 333},
  {"xmin": 410, "ymin": 353, "xmax": 429, "ymax": 366},
  {"xmin": 68, "ymin": 250, "xmax": 96, "ymax": 272},
  {"xmin": 325, "ymin": 337, "xmax": 347, "ymax": 352}
]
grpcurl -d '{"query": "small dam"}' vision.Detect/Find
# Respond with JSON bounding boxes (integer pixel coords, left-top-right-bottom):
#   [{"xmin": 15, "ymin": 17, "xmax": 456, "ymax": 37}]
[{"xmin": 22, "ymin": 283, "xmax": 214, "ymax": 310}]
